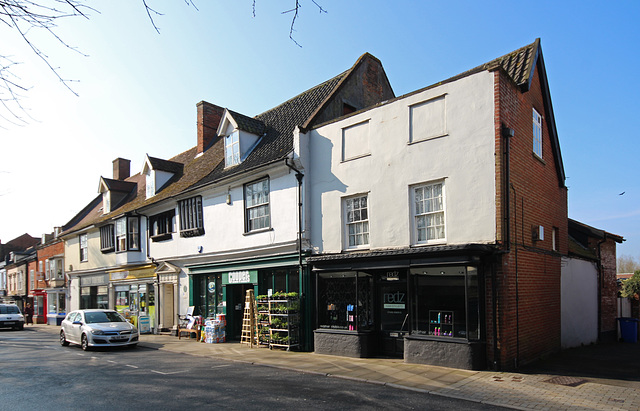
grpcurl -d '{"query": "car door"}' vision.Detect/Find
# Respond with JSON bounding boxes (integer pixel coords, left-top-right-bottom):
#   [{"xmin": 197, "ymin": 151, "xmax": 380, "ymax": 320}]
[{"xmin": 66, "ymin": 312, "xmax": 82, "ymax": 344}]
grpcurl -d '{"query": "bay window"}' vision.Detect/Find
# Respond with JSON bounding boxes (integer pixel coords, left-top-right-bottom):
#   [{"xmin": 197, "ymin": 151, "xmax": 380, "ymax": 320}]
[{"xmin": 116, "ymin": 217, "xmax": 139, "ymax": 252}]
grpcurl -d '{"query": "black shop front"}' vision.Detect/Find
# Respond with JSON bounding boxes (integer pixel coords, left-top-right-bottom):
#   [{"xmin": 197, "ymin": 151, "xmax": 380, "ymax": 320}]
[{"xmin": 310, "ymin": 245, "xmax": 492, "ymax": 370}]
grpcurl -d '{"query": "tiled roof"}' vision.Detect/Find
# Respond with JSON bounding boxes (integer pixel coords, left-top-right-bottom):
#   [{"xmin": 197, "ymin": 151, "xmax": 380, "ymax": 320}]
[
  {"xmin": 148, "ymin": 156, "xmax": 184, "ymax": 174},
  {"xmin": 227, "ymin": 110, "xmax": 265, "ymax": 136},
  {"xmin": 61, "ymin": 144, "xmax": 224, "ymax": 236},
  {"xmin": 101, "ymin": 178, "xmax": 137, "ymax": 193},
  {"xmin": 487, "ymin": 39, "xmax": 538, "ymax": 90},
  {"xmin": 193, "ymin": 69, "xmax": 349, "ymax": 188}
]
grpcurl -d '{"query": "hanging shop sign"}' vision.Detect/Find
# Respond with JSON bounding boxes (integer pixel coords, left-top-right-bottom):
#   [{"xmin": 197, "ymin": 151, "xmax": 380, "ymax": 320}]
[{"xmin": 222, "ymin": 270, "xmax": 258, "ymax": 285}]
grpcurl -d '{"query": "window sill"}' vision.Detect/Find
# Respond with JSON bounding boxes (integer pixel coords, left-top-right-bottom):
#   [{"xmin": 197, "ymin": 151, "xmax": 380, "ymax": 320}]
[
  {"xmin": 411, "ymin": 240, "xmax": 447, "ymax": 248},
  {"xmin": 314, "ymin": 328, "xmax": 373, "ymax": 335},
  {"xmin": 533, "ymin": 152, "xmax": 546, "ymax": 165},
  {"xmin": 180, "ymin": 227, "xmax": 205, "ymax": 238},
  {"xmin": 409, "ymin": 133, "xmax": 449, "ymax": 145},
  {"xmin": 151, "ymin": 233, "xmax": 173, "ymax": 242},
  {"xmin": 405, "ymin": 334, "xmax": 474, "ymax": 344},
  {"xmin": 243, "ymin": 227, "xmax": 273, "ymax": 236},
  {"xmin": 341, "ymin": 153, "xmax": 371, "ymax": 163},
  {"xmin": 101, "ymin": 247, "xmax": 115, "ymax": 254}
]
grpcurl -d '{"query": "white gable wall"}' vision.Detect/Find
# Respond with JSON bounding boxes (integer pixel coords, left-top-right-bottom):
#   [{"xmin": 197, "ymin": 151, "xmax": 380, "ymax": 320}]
[{"xmin": 305, "ymin": 70, "xmax": 497, "ymax": 253}]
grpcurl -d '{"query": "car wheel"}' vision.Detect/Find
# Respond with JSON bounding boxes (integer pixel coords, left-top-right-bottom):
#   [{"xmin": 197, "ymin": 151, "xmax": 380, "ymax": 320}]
[
  {"xmin": 60, "ymin": 330, "xmax": 70, "ymax": 346},
  {"xmin": 13, "ymin": 324, "xmax": 24, "ymax": 331},
  {"xmin": 81, "ymin": 334, "xmax": 90, "ymax": 351}
]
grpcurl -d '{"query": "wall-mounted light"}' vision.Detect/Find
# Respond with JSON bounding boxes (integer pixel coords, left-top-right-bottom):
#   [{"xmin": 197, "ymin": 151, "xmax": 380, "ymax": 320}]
[{"xmin": 226, "ymin": 187, "xmax": 232, "ymax": 205}]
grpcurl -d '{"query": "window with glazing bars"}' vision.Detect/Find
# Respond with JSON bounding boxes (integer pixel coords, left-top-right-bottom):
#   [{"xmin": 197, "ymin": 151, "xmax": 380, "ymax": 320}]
[
  {"xmin": 414, "ymin": 182, "xmax": 445, "ymax": 243},
  {"xmin": 100, "ymin": 224, "xmax": 115, "ymax": 253},
  {"xmin": 179, "ymin": 196, "xmax": 204, "ymax": 237},
  {"xmin": 245, "ymin": 178, "xmax": 270, "ymax": 232}
]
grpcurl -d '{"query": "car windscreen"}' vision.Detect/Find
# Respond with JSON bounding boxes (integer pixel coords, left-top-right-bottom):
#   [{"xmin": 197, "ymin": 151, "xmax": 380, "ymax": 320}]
[
  {"xmin": 84, "ymin": 311, "xmax": 125, "ymax": 324},
  {"xmin": 0, "ymin": 306, "xmax": 20, "ymax": 314}
]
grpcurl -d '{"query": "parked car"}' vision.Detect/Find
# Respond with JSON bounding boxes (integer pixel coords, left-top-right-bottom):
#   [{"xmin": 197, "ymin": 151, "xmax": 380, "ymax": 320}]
[
  {"xmin": 60, "ymin": 309, "xmax": 139, "ymax": 350},
  {"xmin": 0, "ymin": 304, "xmax": 24, "ymax": 331}
]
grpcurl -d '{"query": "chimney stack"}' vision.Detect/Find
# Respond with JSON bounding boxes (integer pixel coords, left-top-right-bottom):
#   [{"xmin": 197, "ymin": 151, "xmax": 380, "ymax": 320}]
[
  {"xmin": 113, "ymin": 158, "xmax": 131, "ymax": 181},
  {"xmin": 197, "ymin": 101, "xmax": 224, "ymax": 154}
]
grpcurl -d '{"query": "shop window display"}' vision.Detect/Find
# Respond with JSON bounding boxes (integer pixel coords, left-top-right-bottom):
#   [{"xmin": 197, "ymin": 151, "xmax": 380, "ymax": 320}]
[
  {"xmin": 410, "ymin": 266, "xmax": 480, "ymax": 340},
  {"xmin": 317, "ymin": 272, "xmax": 373, "ymax": 331}
]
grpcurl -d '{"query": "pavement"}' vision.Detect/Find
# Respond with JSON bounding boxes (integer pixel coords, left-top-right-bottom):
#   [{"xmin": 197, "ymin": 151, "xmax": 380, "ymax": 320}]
[{"xmin": 32, "ymin": 324, "xmax": 640, "ymax": 410}]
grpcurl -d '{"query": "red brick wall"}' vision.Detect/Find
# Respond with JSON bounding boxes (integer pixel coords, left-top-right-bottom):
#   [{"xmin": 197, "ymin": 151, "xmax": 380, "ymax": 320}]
[
  {"xmin": 197, "ymin": 101, "xmax": 224, "ymax": 154},
  {"xmin": 599, "ymin": 238, "xmax": 618, "ymax": 337},
  {"xmin": 488, "ymin": 64, "xmax": 568, "ymax": 369},
  {"xmin": 37, "ymin": 240, "xmax": 65, "ymax": 288}
]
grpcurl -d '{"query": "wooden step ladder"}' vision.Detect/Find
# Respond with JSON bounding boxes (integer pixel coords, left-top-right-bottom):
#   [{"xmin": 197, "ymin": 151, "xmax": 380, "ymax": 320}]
[{"xmin": 240, "ymin": 289, "xmax": 257, "ymax": 347}]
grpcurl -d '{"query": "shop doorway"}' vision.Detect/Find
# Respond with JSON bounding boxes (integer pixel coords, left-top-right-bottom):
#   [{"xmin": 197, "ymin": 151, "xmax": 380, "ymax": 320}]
[
  {"xmin": 226, "ymin": 284, "xmax": 253, "ymax": 341},
  {"xmin": 377, "ymin": 272, "xmax": 408, "ymax": 357}
]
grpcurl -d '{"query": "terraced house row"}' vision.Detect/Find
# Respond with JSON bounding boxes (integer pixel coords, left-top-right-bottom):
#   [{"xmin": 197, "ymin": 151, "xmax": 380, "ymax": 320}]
[{"xmin": 1, "ymin": 39, "xmax": 624, "ymax": 370}]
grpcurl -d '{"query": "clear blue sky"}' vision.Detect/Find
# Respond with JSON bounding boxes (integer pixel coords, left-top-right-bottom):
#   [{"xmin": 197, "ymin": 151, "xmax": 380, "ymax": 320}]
[{"xmin": 1, "ymin": 1, "xmax": 638, "ymax": 260}]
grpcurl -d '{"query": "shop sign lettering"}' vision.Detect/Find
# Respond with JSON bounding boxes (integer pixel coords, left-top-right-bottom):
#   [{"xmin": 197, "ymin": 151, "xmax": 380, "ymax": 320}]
[
  {"xmin": 228, "ymin": 270, "xmax": 251, "ymax": 284},
  {"xmin": 383, "ymin": 291, "xmax": 406, "ymax": 309},
  {"xmin": 386, "ymin": 271, "xmax": 400, "ymax": 280}
]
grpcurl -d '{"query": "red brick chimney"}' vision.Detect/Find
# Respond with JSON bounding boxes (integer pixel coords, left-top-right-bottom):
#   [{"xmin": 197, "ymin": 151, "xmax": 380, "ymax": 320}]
[
  {"xmin": 113, "ymin": 158, "xmax": 131, "ymax": 181},
  {"xmin": 197, "ymin": 101, "xmax": 224, "ymax": 154}
]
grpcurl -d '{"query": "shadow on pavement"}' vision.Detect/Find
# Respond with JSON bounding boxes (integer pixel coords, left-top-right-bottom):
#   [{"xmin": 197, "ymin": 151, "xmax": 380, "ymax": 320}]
[{"xmin": 521, "ymin": 341, "xmax": 640, "ymax": 382}]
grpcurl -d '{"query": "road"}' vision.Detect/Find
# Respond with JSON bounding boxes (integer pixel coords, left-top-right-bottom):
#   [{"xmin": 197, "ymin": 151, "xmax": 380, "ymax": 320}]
[{"xmin": 0, "ymin": 327, "xmax": 508, "ymax": 410}]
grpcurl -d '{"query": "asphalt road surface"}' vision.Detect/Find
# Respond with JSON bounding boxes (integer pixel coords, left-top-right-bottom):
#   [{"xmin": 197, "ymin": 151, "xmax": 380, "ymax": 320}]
[{"xmin": 0, "ymin": 327, "xmax": 507, "ymax": 410}]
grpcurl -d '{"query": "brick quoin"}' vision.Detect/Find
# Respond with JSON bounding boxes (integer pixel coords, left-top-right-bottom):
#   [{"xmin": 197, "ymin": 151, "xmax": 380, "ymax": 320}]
[{"xmin": 488, "ymin": 64, "xmax": 568, "ymax": 370}]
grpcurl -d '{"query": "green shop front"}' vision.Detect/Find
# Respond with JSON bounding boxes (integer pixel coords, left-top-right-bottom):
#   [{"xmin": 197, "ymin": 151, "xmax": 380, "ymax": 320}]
[{"xmin": 186, "ymin": 253, "xmax": 313, "ymax": 350}]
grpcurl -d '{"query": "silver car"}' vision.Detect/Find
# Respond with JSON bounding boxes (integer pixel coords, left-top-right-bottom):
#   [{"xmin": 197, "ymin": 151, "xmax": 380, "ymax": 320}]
[{"xmin": 60, "ymin": 309, "xmax": 139, "ymax": 350}]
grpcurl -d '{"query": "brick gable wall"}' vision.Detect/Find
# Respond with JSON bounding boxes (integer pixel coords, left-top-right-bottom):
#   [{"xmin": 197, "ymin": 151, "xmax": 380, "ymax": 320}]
[{"xmin": 488, "ymin": 64, "xmax": 568, "ymax": 369}]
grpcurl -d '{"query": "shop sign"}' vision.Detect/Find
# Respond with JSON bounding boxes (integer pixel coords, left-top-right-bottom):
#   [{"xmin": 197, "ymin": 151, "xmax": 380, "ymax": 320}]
[
  {"xmin": 111, "ymin": 271, "xmax": 129, "ymax": 281},
  {"xmin": 223, "ymin": 270, "xmax": 257, "ymax": 285},
  {"xmin": 386, "ymin": 271, "xmax": 400, "ymax": 281},
  {"xmin": 383, "ymin": 291, "xmax": 406, "ymax": 309},
  {"xmin": 80, "ymin": 274, "xmax": 108, "ymax": 286}
]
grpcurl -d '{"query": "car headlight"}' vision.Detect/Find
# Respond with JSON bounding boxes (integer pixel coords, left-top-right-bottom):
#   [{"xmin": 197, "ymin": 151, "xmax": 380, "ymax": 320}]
[
  {"xmin": 131, "ymin": 328, "xmax": 138, "ymax": 334},
  {"xmin": 91, "ymin": 329, "xmax": 105, "ymax": 335}
]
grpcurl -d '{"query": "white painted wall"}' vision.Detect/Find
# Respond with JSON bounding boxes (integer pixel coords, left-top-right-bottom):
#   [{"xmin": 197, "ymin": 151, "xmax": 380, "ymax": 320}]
[
  {"xmin": 561, "ymin": 257, "xmax": 598, "ymax": 348},
  {"xmin": 304, "ymin": 71, "xmax": 497, "ymax": 253},
  {"xmin": 64, "ymin": 229, "xmax": 115, "ymax": 272},
  {"xmin": 148, "ymin": 162, "xmax": 300, "ymax": 260}
]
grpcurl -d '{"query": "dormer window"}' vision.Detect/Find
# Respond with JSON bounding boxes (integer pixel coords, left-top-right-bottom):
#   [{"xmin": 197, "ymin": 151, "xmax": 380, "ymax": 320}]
[
  {"xmin": 102, "ymin": 192, "xmax": 111, "ymax": 214},
  {"xmin": 142, "ymin": 155, "xmax": 183, "ymax": 199},
  {"xmin": 218, "ymin": 109, "xmax": 265, "ymax": 168},
  {"xmin": 98, "ymin": 177, "xmax": 137, "ymax": 215},
  {"xmin": 225, "ymin": 131, "xmax": 240, "ymax": 167},
  {"xmin": 146, "ymin": 170, "xmax": 155, "ymax": 198}
]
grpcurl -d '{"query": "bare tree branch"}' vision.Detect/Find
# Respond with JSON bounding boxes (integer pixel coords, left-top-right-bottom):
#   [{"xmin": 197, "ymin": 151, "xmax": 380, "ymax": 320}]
[{"xmin": 280, "ymin": 0, "xmax": 326, "ymax": 48}]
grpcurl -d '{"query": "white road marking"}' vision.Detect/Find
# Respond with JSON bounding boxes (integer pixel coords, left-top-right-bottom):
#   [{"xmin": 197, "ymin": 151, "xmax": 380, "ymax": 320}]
[{"xmin": 150, "ymin": 370, "xmax": 186, "ymax": 375}]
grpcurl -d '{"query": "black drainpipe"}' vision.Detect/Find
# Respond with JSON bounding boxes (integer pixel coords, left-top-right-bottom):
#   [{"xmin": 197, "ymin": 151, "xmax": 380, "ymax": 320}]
[{"xmin": 285, "ymin": 157, "xmax": 306, "ymax": 346}]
